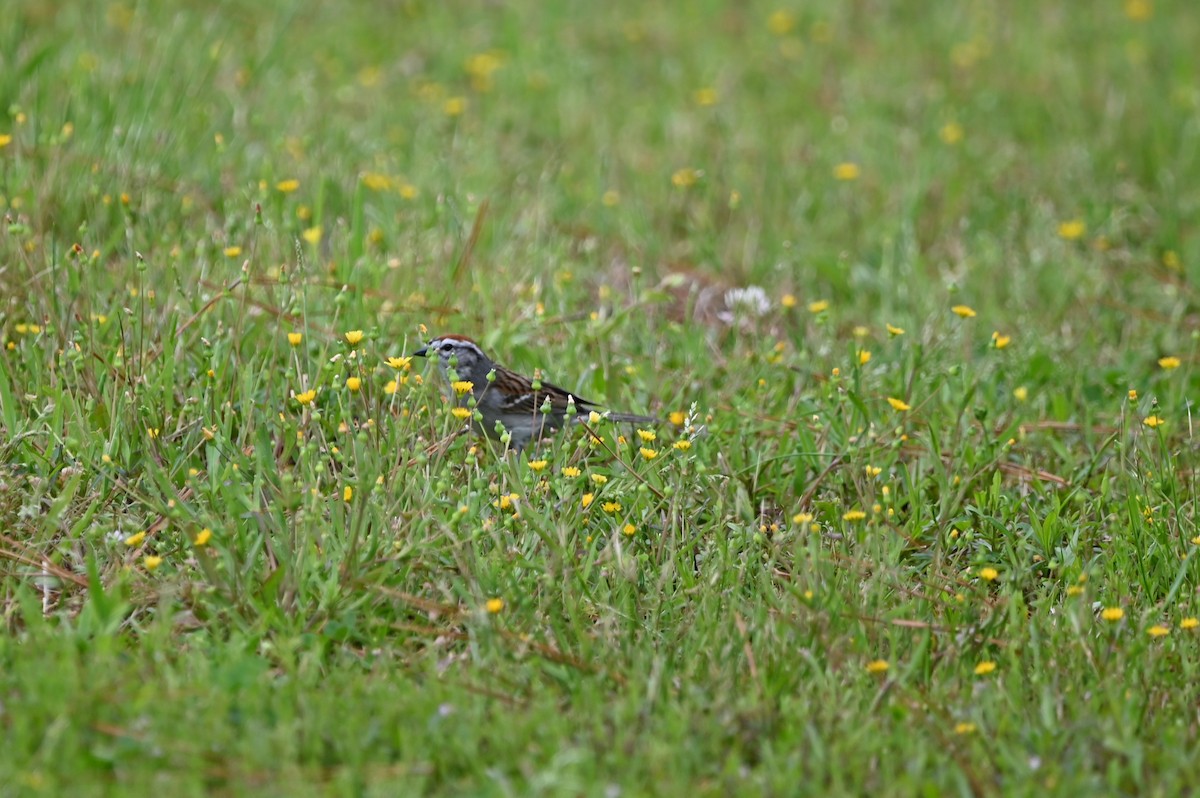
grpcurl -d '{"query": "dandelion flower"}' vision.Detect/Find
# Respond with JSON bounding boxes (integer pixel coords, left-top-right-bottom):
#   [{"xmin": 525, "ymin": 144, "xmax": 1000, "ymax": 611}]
[
  {"xmin": 808, "ymin": 299, "xmax": 830, "ymax": 314},
  {"xmin": 951, "ymin": 305, "xmax": 976, "ymax": 318},
  {"xmin": 865, "ymin": 659, "xmax": 889, "ymax": 674},
  {"xmin": 1148, "ymin": 625, "xmax": 1170, "ymax": 638},
  {"xmin": 973, "ymin": 661, "xmax": 996, "ymax": 675},
  {"xmin": 287, "ymin": 332, "xmax": 302, "ymax": 346},
  {"xmin": 1101, "ymin": 607, "xmax": 1124, "ymax": 622},
  {"xmin": 939, "ymin": 122, "xmax": 964, "ymax": 145},
  {"xmin": 528, "ymin": 460, "xmax": 548, "ymax": 472},
  {"xmin": 1158, "ymin": 356, "xmax": 1181, "ymax": 370},
  {"xmin": 842, "ymin": 510, "xmax": 867, "ymax": 521},
  {"xmin": 1058, "ymin": 220, "xmax": 1086, "ymax": 240},
  {"xmin": 671, "ymin": 168, "xmax": 701, "ymax": 188},
  {"xmin": 486, "ymin": 598, "xmax": 504, "ymax": 614},
  {"xmin": 1144, "ymin": 415, "xmax": 1164, "ymax": 428},
  {"xmin": 833, "ymin": 162, "xmax": 860, "ymax": 181},
  {"xmin": 887, "ymin": 397, "xmax": 911, "ymax": 411},
  {"xmin": 978, "ymin": 567, "xmax": 999, "ymax": 581},
  {"xmin": 346, "ymin": 377, "xmax": 362, "ymax": 392}
]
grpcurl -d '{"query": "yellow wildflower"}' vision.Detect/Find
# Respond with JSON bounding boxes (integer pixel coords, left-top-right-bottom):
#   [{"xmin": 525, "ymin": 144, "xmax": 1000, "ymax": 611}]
[
  {"xmin": 887, "ymin": 397, "xmax": 911, "ymax": 411},
  {"xmin": 951, "ymin": 305, "xmax": 976, "ymax": 318},
  {"xmin": 833, "ymin": 162, "xmax": 860, "ymax": 181},
  {"xmin": 287, "ymin": 332, "xmax": 302, "ymax": 346},
  {"xmin": 939, "ymin": 122, "xmax": 964, "ymax": 145},
  {"xmin": 486, "ymin": 598, "xmax": 504, "ymax": 614},
  {"xmin": 671, "ymin": 167, "xmax": 701, "ymax": 188},
  {"xmin": 973, "ymin": 661, "xmax": 996, "ymax": 676},
  {"xmin": 1158, "ymin": 356, "xmax": 1181, "ymax": 370},
  {"xmin": 1101, "ymin": 607, "xmax": 1124, "ymax": 622},
  {"xmin": 276, "ymin": 179, "xmax": 300, "ymax": 193},
  {"xmin": 865, "ymin": 659, "xmax": 889, "ymax": 674},
  {"xmin": 1058, "ymin": 220, "xmax": 1086, "ymax": 240},
  {"xmin": 344, "ymin": 330, "xmax": 364, "ymax": 346}
]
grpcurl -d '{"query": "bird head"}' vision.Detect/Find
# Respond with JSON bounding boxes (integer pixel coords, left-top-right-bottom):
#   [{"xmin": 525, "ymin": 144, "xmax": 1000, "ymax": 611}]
[{"xmin": 412, "ymin": 334, "xmax": 491, "ymax": 381}]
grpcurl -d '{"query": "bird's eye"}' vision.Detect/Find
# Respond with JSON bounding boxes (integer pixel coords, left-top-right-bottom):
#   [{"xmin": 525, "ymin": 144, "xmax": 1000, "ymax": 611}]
[{"xmin": 440, "ymin": 343, "xmax": 453, "ymax": 353}]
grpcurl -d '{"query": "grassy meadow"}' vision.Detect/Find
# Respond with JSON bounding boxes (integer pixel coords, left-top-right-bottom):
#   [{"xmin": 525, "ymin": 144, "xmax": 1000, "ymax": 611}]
[{"xmin": 3, "ymin": 0, "xmax": 1200, "ymax": 794}]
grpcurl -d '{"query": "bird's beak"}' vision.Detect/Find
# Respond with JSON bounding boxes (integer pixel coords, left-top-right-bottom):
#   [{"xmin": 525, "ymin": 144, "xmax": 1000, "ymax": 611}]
[{"xmin": 412, "ymin": 346, "xmax": 429, "ymax": 358}]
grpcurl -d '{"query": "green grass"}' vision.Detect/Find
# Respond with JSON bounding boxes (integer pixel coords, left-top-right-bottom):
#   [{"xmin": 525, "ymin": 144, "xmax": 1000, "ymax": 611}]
[{"xmin": 2, "ymin": 0, "xmax": 1200, "ymax": 794}]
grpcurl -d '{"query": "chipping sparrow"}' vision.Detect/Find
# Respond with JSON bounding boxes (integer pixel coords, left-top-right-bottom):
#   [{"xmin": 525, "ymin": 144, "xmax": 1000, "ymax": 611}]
[{"xmin": 413, "ymin": 334, "xmax": 656, "ymax": 451}]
